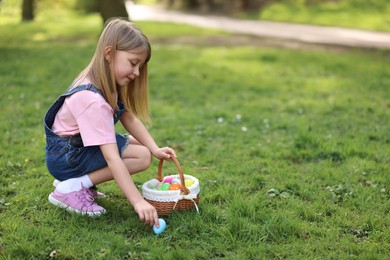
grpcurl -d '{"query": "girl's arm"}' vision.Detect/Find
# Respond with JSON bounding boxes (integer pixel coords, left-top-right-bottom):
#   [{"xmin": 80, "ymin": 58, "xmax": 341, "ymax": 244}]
[
  {"xmin": 120, "ymin": 111, "xmax": 176, "ymax": 159},
  {"xmin": 99, "ymin": 143, "xmax": 159, "ymax": 227}
]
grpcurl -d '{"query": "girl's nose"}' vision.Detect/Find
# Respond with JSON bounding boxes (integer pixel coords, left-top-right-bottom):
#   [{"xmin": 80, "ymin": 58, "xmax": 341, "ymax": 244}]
[{"xmin": 133, "ymin": 66, "xmax": 140, "ymax": 76}]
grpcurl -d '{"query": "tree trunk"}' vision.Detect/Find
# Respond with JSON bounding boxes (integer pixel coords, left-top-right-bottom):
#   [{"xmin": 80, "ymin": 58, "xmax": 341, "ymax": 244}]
[
  {"xmin": 99, "ymin": 0, "xmax": 129, "ymax": 25},
  {"xmin": 22, "ymin": 0, "xmax": 34, "ymax": 21},
  {"xmin": 239, "ymin": 0, "xmax": 269, "ymax": 12}
]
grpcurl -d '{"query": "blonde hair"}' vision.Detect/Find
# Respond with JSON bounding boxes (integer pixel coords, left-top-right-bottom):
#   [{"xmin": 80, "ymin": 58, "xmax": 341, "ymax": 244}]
[{"xmin": 76, "ymin": 18, "xmax": 152, "ymax": 124}]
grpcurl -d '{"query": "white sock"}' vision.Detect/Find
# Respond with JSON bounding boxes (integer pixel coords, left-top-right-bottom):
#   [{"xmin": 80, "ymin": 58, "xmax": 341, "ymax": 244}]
[
  {"xmin": 55, "ymin": 175, "xmax": 93, "ymax": 194},
  {"xmin": 53, "ymin": 179, "xmax": 61, "ymax": 187}
]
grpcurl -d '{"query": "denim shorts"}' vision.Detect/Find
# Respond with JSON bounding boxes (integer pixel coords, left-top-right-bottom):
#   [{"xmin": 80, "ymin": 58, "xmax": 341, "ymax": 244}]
[{"xmin": 46, "ymin": 133, "xmax": 129, "ymax": 181}]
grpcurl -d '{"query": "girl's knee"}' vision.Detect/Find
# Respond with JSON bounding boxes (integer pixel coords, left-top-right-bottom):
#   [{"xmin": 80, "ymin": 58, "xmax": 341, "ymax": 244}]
[
  {"xmin": 122, "ymin": 144, "xmax": 152, "ymax": 172},
  {"xmin": 139, "ymin": 146, "xmax": 152, "ymax": 170}
]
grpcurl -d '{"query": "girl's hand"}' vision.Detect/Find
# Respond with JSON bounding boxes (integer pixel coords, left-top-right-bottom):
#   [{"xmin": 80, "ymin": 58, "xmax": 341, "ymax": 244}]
[
  {"xmin": 152, "ymin": 147, "xmax": 177, "ymax": 160},
  {"xmin": 133, "ymin": 199, "xmax": 159, "ymax": 227}
]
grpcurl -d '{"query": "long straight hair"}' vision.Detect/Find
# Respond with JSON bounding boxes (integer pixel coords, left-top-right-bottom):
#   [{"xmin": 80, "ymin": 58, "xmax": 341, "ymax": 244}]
[{"xmin": 75, "ymin": 18, "xmax": 152, "ymax": 124}]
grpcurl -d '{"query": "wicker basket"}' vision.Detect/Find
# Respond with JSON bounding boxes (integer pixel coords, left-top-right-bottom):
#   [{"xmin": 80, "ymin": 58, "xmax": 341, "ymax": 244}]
[{"xmin": 142, "ymin": 157, "xmax": 200, "ymax": 216}]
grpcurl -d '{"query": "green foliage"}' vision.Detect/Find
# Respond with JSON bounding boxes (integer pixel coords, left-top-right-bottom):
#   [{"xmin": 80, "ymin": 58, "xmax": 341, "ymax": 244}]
[
  {"xmin": 73, "ymin": 0, "xmax": 100, "ymax": 14},
  {"xmin": 1, "ymin": 3, "xmax": 390, "ymax": 259}
]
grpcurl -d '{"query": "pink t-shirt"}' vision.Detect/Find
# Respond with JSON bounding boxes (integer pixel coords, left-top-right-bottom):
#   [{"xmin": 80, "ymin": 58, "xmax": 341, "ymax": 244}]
[{"xmin": 52, "ymin": 90, "xmax": 116, "ymax": 146}]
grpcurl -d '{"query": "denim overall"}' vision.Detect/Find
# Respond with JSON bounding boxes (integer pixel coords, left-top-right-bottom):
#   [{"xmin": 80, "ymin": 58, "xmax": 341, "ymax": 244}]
[{"xmin": 44, "ymin": 84, "xmax": 128, "ymax": 181}]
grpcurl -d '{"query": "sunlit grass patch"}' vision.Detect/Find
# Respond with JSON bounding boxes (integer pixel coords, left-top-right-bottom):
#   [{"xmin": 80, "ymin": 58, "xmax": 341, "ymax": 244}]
[{"xmin": 259, "ymin": 2, "xmax": 390, "ymax": 31}]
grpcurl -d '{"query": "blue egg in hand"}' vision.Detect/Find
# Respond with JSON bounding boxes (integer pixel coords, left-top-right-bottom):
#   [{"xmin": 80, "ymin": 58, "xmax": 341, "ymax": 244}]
[{"xmin": 153, "ymin": 218, "xmax": 167, "ymax": 235}]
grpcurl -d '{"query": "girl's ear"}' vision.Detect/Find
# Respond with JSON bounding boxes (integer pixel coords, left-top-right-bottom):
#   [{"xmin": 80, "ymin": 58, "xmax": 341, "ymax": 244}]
[{"xmin": 104, "ymin": 46, "xmax": 113, "ymax": 63}]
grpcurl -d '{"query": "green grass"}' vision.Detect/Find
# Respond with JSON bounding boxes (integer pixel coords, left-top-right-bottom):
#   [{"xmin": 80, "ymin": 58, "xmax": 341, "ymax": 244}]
[
  {"xmin": 241, "ymin": 1, "xmax": 390, "ymax": 32},
  {"xmin": 1, "ymin": 4, "xmax": 390, "ymax": 260}
]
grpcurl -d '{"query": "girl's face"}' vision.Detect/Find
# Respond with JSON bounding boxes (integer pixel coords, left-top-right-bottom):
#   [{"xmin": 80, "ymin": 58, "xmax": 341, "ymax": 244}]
[{"xmin": 110, "ymin": 47, "xmax": 148, "ymax": 87}]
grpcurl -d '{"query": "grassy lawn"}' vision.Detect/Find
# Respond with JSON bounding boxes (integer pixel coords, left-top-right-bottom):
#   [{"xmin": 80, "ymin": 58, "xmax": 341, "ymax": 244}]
[
  {"xmin": 258, "ymin": 1, "xmax": 390, "ymax": 32},
  {"xmin": 1, "ymin": 3, "xmax": 390, "ymax": 259}
]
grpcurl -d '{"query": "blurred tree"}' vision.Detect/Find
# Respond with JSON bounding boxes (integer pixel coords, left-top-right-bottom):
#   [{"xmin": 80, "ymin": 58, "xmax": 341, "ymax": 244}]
[
  {"xmin": 98, "ymin": 0, "xmax": 129, "ymax": 24},
  {"xmin": 22, "ymin": 0, "xmax": 35, "ymax": 21},
  {"xmin": 239, "ymin": 0, "xmax": 269, "ymax": 12},
  {"xmin": 20, "ymin": 0, "xmax": 129, "ymax": 24},
  {"xmin": 160, "ymin": 0, "xmax": 273, "ymax": 14}
]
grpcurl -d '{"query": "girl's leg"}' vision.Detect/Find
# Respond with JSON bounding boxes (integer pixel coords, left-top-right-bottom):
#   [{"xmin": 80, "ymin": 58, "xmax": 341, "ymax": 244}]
[
  {"xmin": 88, "ymin": 137, "xmax": 152, "ymax": 185},
  {"xmin": 48, "ymin": 137, "xmax": 150, "ymax": 216}
]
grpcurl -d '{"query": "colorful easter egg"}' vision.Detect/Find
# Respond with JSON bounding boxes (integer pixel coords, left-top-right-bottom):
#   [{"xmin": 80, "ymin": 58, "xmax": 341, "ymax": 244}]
[
  {"xmin": 169, "ymin": 183, "xmax": 182, "ymax": 190},
  {"xmin": 160, "ymin": 183, "xmax": 171, "ymax": 191},
  {"xmin": 162, "ymin": 176, "xmax": 173, "ymax": 184},
  {"xmin": 171, "ymin": 178, "xmax": 181, "ymax": 184},
  {"xmin": 184, "ymin": 179, "xmax": 194, "ymax": 187},
  {"xmin": 153, "ymin": 218, "xmax": 166, "ymax": 235}
]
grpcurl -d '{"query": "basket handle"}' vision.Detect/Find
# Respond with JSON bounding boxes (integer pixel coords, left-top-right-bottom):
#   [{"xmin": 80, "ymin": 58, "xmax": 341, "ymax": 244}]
[{"xmin": 157, "ymin": 157, "xmax": 190, "ymax": 195}]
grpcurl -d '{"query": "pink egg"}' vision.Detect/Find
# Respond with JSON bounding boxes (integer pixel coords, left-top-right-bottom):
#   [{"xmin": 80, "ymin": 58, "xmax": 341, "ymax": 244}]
[{"xmin": 163, "ymin": 176, "xmax": 173, "ymax": 184}]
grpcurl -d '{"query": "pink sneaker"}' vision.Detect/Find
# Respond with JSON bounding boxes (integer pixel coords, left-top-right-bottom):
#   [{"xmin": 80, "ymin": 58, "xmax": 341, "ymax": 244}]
[
  {"xmin": 52, "ymin": 180, "xmax": 106, "ymax": 198},
  {"xmin": 48, "ymin": 187, "xmax": 106, "ymax": 217}
]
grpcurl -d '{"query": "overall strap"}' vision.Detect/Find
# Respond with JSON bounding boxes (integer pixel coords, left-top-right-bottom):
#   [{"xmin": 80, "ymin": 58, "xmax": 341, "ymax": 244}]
[
  {"xmin": 65, "ymin": 83, "xmax": 104, "ymax": 97},
  {"xmin": 44, "ymin": 84, "xmax": 104, "ymax": 137},
  {"xmin": 70, "ymin": 84, "xmax": 126, "ymax": 123},
  {"xmin": 44, "ymin": 83, "xmax": 125, "ymax": 137}
]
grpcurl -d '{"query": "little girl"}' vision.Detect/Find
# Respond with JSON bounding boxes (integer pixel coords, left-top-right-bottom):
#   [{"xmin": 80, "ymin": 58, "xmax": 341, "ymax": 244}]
[{"xmin": 44, "ymin": 18, "xmax": 175, "ymax": 227}]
